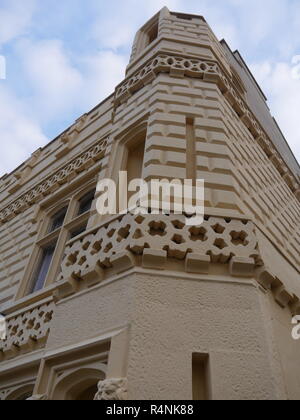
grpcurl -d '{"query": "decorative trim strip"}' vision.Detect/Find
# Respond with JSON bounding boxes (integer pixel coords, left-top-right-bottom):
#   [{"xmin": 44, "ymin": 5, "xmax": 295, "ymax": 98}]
[
  {"xmin": 0, "ymin": 299, "xmax": 55, "ymax": 361},
  {"xmin": 0, "ymin": 138, "xmax": 108, "ymax": 224},
  {"xmin": 114, "ymin": 54, "xmax": 300, "ymax": 201}
]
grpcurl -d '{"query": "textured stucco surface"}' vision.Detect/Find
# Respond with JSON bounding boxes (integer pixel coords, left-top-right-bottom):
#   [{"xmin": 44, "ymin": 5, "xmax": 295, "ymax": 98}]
[
  {"xmin": 46, "ymin": 271, "xmax": 292, "ymax": 400},
  {"xmin": 126, "ymin": 273, "xmax": 280, "ymax": 400},
  {"xmin": 47, "ymin": 277, "xmax": 134, "ymax": 350}
]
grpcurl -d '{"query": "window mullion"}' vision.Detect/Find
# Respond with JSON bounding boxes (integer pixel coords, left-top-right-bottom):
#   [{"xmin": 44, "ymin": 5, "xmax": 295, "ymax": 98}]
[
  {"xmin": 66, "ymin": 197, "xmax": 79, "ymax": 223},
  {"xmin": 43, "ymin": 227, "xmax": 69, "ymax": 287}
]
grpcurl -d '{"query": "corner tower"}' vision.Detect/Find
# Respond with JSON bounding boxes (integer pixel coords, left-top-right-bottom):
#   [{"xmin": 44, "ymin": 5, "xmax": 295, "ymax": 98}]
[{"xmin": 0, "ymin": 8, "xmax": 299, "ymax": 400}]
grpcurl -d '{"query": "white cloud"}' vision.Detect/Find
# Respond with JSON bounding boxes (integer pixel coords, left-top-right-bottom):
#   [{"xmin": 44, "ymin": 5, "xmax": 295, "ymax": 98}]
[
  {"xmin": 16, "ymin": 38, "xmax": 127, "ymax": 117},
  {"xmin": 0, "ymin": 40, "xmax": 127, "ymax": 175},
  {"xmin": 0, "ymin": 85, "xmax": 47, "ymax": 175},
  {"xmin": 142, "ymin": 0, "xmax": 182, "ymax": 15},
  {"xmin": 16, "ymin": 39, "xmax": 83, "ymax": 122},
  {"xmin": 0, "ymin": 0, "xmax": 37, "ymax": 47},
  {"xmin": 91, "ymin": 0, "xmax": 182, "ymax": 50},
  {"xmin": 251, "ymin": 60, "xmax": 300, "ymax": 162}
]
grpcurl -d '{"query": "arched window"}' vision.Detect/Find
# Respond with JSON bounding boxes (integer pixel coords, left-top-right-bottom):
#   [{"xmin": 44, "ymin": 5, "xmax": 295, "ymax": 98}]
[
  {"xmin": 51, "ymin": 368, "xmax": 105, "ymax": 400},
  {"xmin": 6, "ymin": 384, "xmax": 34, "ymax": 400}
]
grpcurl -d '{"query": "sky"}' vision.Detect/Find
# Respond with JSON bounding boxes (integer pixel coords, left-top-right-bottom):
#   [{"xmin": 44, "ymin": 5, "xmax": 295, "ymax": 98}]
[{"xmin": 0, "ymin": 0, "xmax": 299, "ymax": 176}]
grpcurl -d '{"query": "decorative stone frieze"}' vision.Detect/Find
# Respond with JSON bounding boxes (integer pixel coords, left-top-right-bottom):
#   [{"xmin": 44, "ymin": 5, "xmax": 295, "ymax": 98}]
[
  {"xmin": 114, "ymin": 53, "xmax": 299, "ymax": 200},
  {"xmin": 0, "ymin": 300, "xmax": 55, "ymax": 361},
  {"xmin": 0, "ymin": 138, "xmax": 107, "ymax": 224},
  {"xmin": 59, "ymin": 213, "xmax": 260, "ymax": 285},
  {"xmin": 94, "ymin": 378, "xmax": 128, "ymax": 401},
  {"xmin": 58, "ymin": 212, "xmax": 300, "ymax": 314},
  {"xmin": 115, "ymin": 54, "xmax": 221, "ymax": 107},
  {"xmin": 7, "ymin": 150, "xmax": 43, "ymax": 195}
]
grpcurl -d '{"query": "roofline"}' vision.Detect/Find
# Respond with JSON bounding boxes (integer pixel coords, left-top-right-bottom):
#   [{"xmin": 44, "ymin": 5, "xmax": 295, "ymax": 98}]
[
  {"xmin": 220, "ymin": 39, "xmax": 268, "ymax": 101},
  {"xmin": 220, "ymin": 39, "xmax": 299, "ymax": 172},
  {"xmin": 1, "ymin": 93, "xmax": 114, "ymax": 181}
]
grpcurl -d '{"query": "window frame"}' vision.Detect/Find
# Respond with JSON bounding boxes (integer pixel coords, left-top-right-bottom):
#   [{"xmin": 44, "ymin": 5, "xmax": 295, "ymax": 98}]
[
  {"xmin": 16, "ymin": 181, "xmax": 97, "ymax": 300},
  {"xmin": 110, "ymin": 121, "xmax": 147, "ymax": 216},
  {"xmin": 134, "ymin": 15, "xmax": 159, "ymax": 57}
]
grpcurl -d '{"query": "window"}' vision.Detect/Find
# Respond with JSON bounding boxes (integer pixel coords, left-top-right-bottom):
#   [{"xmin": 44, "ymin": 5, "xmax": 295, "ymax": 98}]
[
  {"xmin": 26, "ymin": 188, "xmax": 96, "ymax": 296},
  {"xmin": 147, "ymin": 22, "xmax": 158, "ymax": 45},
  {"xmin": 78, "ymin": 191, "xmax": 95, "ymax": 216},
  {"xmin": 118, "ymin": 129, "xmax": 146, "ymax": 213},
  {"xmin": 5, "ymin": 384, "xmax": 35, "ymax": 400},
  {"xmin": 137, "ymin": 17, "xmax": 159, "ymax": 54},
  {"xmin": 49, "ymin": 208, "xmax": 67, "ymax": 232},
  {"xmin": 32, "ymin": 244, "xmax": 56, "ymax": 293},
  {"xmin": 126, "ymin": 138, "xmax": 146, "ymax": 184}
]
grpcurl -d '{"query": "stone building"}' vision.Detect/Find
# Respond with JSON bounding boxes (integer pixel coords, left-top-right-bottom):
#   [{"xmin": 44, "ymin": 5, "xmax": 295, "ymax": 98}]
[{"xmin": 0, "ymin": 8, "xmax": 299, "ymax": 400}]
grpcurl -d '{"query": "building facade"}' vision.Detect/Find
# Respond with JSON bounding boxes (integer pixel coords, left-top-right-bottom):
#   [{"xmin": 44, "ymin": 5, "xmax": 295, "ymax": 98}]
[{"xmin": 0, "ymin": 8, "xmax": 299, "ymax": 400}]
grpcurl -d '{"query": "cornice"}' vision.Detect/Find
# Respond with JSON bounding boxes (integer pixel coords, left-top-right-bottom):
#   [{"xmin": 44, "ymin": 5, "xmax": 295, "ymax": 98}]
[{"xmin": 0, "ymin": 138, "xmax": 108, "ymax": 225}]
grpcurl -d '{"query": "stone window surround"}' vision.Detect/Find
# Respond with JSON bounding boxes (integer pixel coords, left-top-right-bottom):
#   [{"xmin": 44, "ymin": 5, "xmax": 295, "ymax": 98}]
[
  {"xmin": 29, "ymin": 327, "xmax": 129, "ymax": 400},
  {"xmin": 0, "ymin": 383, "xmax": 35, "ymax": 401},
  {"xmin": 15, "ymin": 179, "xmax": 98, "ymax": 301},
  {"xmin": 0, "ymin": 356, "xmax": 39, "ymax": 400},
  {"xmin": 93, "ymin": 118, "xmax": 148, "ymax": 221},
  {"xmin": 132, "ymin": 13, "xmax": 160, "ymax": 62}
]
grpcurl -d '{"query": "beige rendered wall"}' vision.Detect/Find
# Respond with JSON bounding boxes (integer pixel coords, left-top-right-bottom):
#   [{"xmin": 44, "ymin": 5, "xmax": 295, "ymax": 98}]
[
  {"xmin": 0, "ymin": 7, "xmax": 299, "ymax": 400},
  {"xmin": 44, "ymin": 269, "xmax": 297, "ymax": 400}
]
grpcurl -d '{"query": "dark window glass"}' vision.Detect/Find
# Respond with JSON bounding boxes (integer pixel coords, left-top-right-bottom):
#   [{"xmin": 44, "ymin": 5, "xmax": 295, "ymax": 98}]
[
  {"xmin": 78, "ymin": 191, "xmax": 95, "ymax": 216},
  {"xmin": 32, "ymin": 245, "xmax": 56, "ymax": 293},
  {"xmin": 70, "ymin": 224, "xmax": 87, "ymax": 239},
  {"xmin": 50, "ymin": 208, "xmax": 67, "ymax": 232},
  {"xmin": 148, "ymin": 23, "xmax": 158, "ymax": 44}
]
